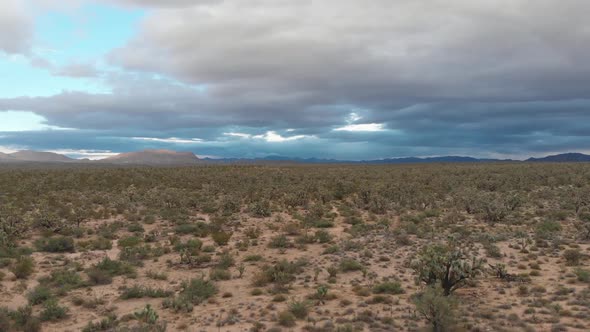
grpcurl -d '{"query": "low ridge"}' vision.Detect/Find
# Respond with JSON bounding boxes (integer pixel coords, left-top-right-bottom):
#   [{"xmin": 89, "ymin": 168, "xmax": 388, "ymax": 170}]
[{"xmin": 101, "ymin": 149, "xmax": 200, "ymax": 165}]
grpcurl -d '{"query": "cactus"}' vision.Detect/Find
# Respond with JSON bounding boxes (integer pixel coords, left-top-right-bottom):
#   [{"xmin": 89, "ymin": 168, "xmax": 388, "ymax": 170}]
[
  {"xmin": 135, "ymin": 304, "xmax": 158, "ymax": 325},
  {"xmin": 316, "ymin": 284, "xmax": 328, "ymax": 304}
]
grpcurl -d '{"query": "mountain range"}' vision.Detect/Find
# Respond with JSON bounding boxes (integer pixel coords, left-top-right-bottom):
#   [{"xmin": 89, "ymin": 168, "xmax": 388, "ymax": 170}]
[{"xmin": 1, "ymin": 150, "xmax": 590, "ymax": 165}]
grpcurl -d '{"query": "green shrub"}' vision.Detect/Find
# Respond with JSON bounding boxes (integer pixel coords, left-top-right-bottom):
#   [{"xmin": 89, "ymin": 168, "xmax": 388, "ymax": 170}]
[
  {"xmin": 82, "ymin": 314, "xmax": 118, "ymax": 332},
  {"xmin": 209, "ymin": 268, "xmax": 232, "ymax": 281},
  {"xmin": 120, "ymin": 285, "xmax": 172, "ymax": 299},
  {"xmin": 244, "ymin": 254, "xmax": 263, "ymax": 262},
  {"xmin": 174, "ymin": 222, "xmax": 210, "ymax": 237},
  {"xmin": 180, "ymin": 278, "xmax": 217, "ymax": 304},
  {"xmin": 34, "ymin": 236, "xmax": 75, "ymax": 253},
  {"xmin": 87, "ymin": 257, "xmax": 136, "ymax": 284},
  {"xmin": 117, "ymin": 236, "xmax": 142, "ymax": 248},
  {"xmin": 564, "ymin": 249, "xmax": 582, "ymax": 266},
  {"xmin": 268, "ymin": 234, "xmax": 291, "ymax": 248},
  {"xmin": 40, "ymin": 299, "xmax": 68, "ymax": 321},
  {"xmin": 211, "ymin": 231, "xmax": 232, "ymax": 246},
  {"xmin": 40, "ymin": 268, "xmax": 84, "ymax": 293},
  {"xmin": 217, "ymin": 251, "xmax": 235, "ymax": 269},
  {"xmin": 127, "ymin": 223, "xmax": 144, "ymax": 233},
  {"xmin": 536, "ymin": 220, "xmax": 561, "ymax": 239},
  {"xmin": 412, "ymin": 285, "xmax": 456, "ymax": 331},
  {"xmin": 574, "ymin": 268, "xmax": 590, "ymax": 282},
  {"xmin": 315, "ymin": 230, "xmax": 333, "ymax": 243},
  {"xmin": 253, "ymin": 259, "xmax": 307, "ymax": 292},
  {"xmin": 373, "ymin": 281, "xmax": 404, "ymax": 295},
  {"xmin": 288, "ymin": 300, "xmax": 309, "ymax": 319},
  {"xmin": 11, "ymin": 305, "xmax": 41, "ymax": 332},
  {"xmin": 249, "ymin": 200, "xmax": 271, "ymax": 217},
  {"xmin": 278, "ymin": 310, "xmax": 296, "ymax": 327},
  {"xmin": 163, "ymin": 278, "xmax": 217, "ymax": 312},
  {"xmin": 27, "ymin": 285, "xmax": 53, "ymax": 305},
  {"xmin": 339, "ymin": 258, "xmax": 364, "ymax": 272},
  {"xmin": 173, "ymin": 239, "xmax": 202, "ymax": 254},
  {"xmin": 86, "ymin": 268, "xmax": 112, "ymax": 285},
  {"xmin": 78, "ymin": 237, "xmax": 112, "ymax": 251},
  {"xmin": 11, "ymin": 256, "xmax": 35, "ymax": 279}
]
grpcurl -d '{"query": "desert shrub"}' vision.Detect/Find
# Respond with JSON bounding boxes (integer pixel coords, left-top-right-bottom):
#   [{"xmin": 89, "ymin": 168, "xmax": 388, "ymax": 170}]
[
  {"xmin": 536, "ymin": 220, "xmax": 561, "ymax": 239},
  {"xmin": 288, "ymin": 300, "xmax": 309, "ymax": 319},
  {"xmin": 244, "ymin": 254, "xmax": 263, "ymax": 262},
  {"xmin": 86, "ymin": 268, "xmax": 113, "ymax": 285},
  {"xmin": 211, "ymin": 231, "xmax": 232, "ymax": 246},
  {"xmin": 209, "ymin": 268, "xmax": 232, "ymax": 280},
  {"xmin": 277, "ymin": 310, "xmax": 296, "ymax": 327},
  {"xmin": 78, "ymin": 237, "xmax": 112, "ymax": 251},
  {"xmin": 315, "ymin": 230, "xmax": 333, "ymax": 243},
  {"xmin": 173, "ymin": 239, "xmax": 202, "ymax": 254},
  {"xmin": 11, "ymin": 255, "xmax": 35, "ymax": 279},
  {"xmin": 0, "ymin": 309, "xmax": 11, "ymax": 331},
  {"xmin": 119, "ymin": 245, "xmax": 166, "ymax": 266},
  {"xmin": 120, "ymin": 285, "xmax": 172, "ymax": 299},
  {"xmin": 117, "ymin": 235, "xmax": 142, "ymax": 248},
  {"xmin": 373, "ymin": 281, "xmax": 404, "ymax": 295},
  {"xmin": 412, "ymin": 243, "xmax": 482, "ymax": 295},
  {"xmin": 127, "ymin": 223, "xmax": 144, "ymax": 233},
  {"xmin": 412, "ymin": 285, "xmax": 457, "ymax": 332},
  {"xmin": 87, "ymin": 257, "xmax": 136, "ymax": 285},
  {"xmin": 323, "ymin": 245, "xmax": 340, "ymax": 255},
  {"xmin": 249, "ymin": 200, "xmax": 271, "ymax": 217},
  {"xmin": 244, "ymin": 227, "xmax": 262, "ymax": 239},
  {"xmin": 574, "ymin": 268, "xmax": 590, "ymax": 282},
  {"xmin": 163, "ymin": 278, "xmax": 217, "ymax": 312},
  {"xmin": 40, "ymin": 268, "xmax": 84, "ymax": 294},
  {"xmin": 145, "ymin": 270, "xmax": 168, "ymax": 280},
  {"xmin": 40, "ymin": 299, "xmax": 68, "ymax": 321},
  {"xmin": 10, "ymin": 305, "xmax": 41, "ymax": 332},
  {"xmin": 27, "ymin": 285, "xmax": 53, "ymax": 305},
  {"xmin": 484, "ymin": 243, "xmax": 503, "ymax": 258},
  {"xmin": 175, "ymin": 222, "xmax": 210, "ymax": 237},
  {"xmin": 339, "ymin": 258, "xmax": 364, "ymax": 272},
  {"xmin": 564, "ymin": 249, "xmax": 582, "ymax": 266},
  {"xmin": 268, "ymin": 234, "xmax": 292, "ymax": 248},
  {"xmin": 34, "ymin": 236, "xmax": 75, "ymax": 253},
  {"xmin": 82, "ymin": 314, "xmax": 118, "ymax": 332},
  {"xmin": 253, "ymin": 259, "xmax": 307, "ymax": 292}
]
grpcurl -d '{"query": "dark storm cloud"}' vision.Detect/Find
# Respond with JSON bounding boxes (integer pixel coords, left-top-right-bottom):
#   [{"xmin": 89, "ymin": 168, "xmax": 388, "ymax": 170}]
[{"xmin": 2, "ymin": 0, "xmax": 590, "ymax": 159}]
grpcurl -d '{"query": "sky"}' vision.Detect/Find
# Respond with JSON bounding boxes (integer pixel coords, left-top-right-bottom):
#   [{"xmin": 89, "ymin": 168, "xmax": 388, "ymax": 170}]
[{"xmin": 1, "ymin": 0, "xmax": 590, "ymax": 160}]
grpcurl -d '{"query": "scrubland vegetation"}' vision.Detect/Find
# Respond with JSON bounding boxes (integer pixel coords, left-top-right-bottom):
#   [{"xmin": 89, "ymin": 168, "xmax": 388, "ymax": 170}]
[{"xmin": 1, "ymin": 163, "xmax": 590, "ymax": 331}]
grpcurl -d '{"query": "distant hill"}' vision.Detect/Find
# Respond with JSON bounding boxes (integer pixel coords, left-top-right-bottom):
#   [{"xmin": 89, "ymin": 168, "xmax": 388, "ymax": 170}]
[
  {"xmin": 9, "ymin": 150, "xmax": 74, "ymax": 163},
  {"xmin": 0, "ymin": 152, "xmax": 17, "ymax": 162},
  {"xmin": 526, "ymin": 153, "xmax": 590, "ymax": 162},
  {"xmin": 1, "ymin": 149, "xmax": 590, "ymax": 165},
  {"xmin": 100, "ymin": 149, "xmax": 200, "ymax": 165}
]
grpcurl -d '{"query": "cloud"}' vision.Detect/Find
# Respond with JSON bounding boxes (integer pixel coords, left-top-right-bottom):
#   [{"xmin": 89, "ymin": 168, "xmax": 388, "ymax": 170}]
[
  {"xmin": 0, "ymin": 0, "xmax": 33, "ymax": 54},
  {"xmin": 45, "ymin": 148, "xmax": 118, "ymax": 160},
  {"xmin": 132, "ymin": 137, "xmax": 203, "ymax": 144},
  {"xmin": 224, "ymin": 131, "xmax": 313, "ymax": 143},
  {"xmin": 52, "ymin": 62, "xmax": 99, "ymax": 78},
  {"xmin": 334, "ymin": 123, "xmax": 385, "ymax": 132},
  {"xmin": 3, "ymin": 0, "xmax": 590, "ymax": 159}
]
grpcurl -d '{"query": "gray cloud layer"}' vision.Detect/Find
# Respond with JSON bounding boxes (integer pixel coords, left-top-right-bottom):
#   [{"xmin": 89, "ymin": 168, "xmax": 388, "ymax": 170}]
[{"xmin": 2, "ymin": 0, "xmax": 590, "ymax": 159}]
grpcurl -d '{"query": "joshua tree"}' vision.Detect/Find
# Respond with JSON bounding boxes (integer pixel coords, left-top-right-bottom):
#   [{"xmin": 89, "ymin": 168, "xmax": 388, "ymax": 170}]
[{"xmin": 412, "ymin": 243, "xmax": 482, "ymax": 296}]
